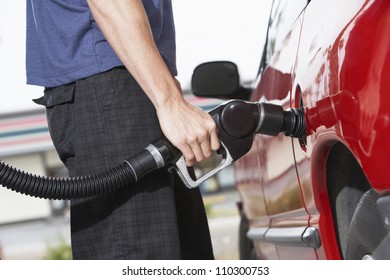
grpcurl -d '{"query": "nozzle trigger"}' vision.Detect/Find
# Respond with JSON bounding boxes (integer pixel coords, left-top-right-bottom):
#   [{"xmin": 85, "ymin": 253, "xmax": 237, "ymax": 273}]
[{"xmin": 173, "ymin": 142, "xmax": 233, "ymax": 189}]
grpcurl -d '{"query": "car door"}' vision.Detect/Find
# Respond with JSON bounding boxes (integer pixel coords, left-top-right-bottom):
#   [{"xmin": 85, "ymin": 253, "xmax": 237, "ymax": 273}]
[{"xmin": 240, "ymin": 0, "xmax": 317, "ymax": 259}]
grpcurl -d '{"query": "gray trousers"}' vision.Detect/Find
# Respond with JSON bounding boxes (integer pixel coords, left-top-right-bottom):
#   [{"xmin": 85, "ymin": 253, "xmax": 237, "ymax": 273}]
[{"xmin": 35, "ymin": 67, "xmax": 214, "ymax": 259}]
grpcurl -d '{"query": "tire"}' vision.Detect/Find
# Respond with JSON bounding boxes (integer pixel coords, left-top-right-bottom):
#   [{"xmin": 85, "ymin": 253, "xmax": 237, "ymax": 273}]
[
  {"xmin": 345, "ymin": 189, "xmax": 389, "ymax": 260},
  {"xmin": 239, "ymin": 211, "xmax": 258, "ymax": 260}
]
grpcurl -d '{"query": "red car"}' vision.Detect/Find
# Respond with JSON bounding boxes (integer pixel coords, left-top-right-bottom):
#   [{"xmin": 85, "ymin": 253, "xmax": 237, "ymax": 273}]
[{"xmin": 192, "ymin": 0, "xmax": 390, "ymax": 259}]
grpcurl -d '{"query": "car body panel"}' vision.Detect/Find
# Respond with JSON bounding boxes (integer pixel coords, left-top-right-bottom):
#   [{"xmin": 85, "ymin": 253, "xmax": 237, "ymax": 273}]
[
  {"xmin": 235, "ymin": 0, "xmax": 390, "ymax": 259},
  {"xmin": 296, "ymin": 0, "xmax": 390, "ymax": 190},
  {"xmin": 235, "ymin": 0, "xmax": 316, "ymax": 259},
  {"xmin": 293, "ymin": 0, "xmax": 390, "ymax": 259}
]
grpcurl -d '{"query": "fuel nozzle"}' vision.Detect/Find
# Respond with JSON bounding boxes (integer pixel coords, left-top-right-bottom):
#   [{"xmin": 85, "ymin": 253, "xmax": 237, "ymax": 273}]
[
  {"xmin": 212, "ymin": 100, "xmax": 306, "ymax": 138},
  {"xmin": 208, "ymin": 100, "xmax": 306, "ymax": 161},
  {"xmin": 153, "ymin": 99, "xmax": 307, "ymax": 189}
]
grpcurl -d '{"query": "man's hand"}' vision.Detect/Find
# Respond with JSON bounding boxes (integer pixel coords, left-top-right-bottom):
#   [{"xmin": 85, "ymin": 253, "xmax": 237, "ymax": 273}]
[{"xmin": 156, "ymin": 83, "xmax": 220, "ymax": 166}]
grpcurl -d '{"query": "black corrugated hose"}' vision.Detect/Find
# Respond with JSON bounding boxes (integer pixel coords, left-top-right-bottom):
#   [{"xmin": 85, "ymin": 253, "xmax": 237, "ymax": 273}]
[
  {"xmin": 0, "ymin": 138, "xmax": 179, "ymax": 200},
  {"xmin": 0, "ymin": 160, "xmax": 135, "ymax": 200}
]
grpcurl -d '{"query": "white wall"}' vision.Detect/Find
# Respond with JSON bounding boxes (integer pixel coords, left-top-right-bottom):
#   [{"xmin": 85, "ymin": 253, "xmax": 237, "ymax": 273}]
[
  {"xmin": 0, "ymin": 153, "xmax": 51, "ymax": 224},
  {"xmin": 0, "ymin": 1, "xmax": 43, "ymax": 114}
]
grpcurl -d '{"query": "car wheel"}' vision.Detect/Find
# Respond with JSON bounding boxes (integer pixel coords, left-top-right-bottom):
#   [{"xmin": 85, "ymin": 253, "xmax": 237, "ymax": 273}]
[
  {"xmin": 239, "ymin": 211, "xmax": 258, "ymax": 260},
  {"xmin": 345, "ymin": 189, "xmax": 389, "ymax": 260}
]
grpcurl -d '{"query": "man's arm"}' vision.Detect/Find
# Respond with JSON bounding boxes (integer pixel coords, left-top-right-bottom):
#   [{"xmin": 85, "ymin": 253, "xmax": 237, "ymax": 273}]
[{"xmin": 87, "ymin": 0, "xmax": 219, "ymax": 166}]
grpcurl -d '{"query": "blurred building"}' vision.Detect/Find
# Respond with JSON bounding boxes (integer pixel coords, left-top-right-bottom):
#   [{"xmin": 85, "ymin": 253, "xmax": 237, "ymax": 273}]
[{"xmin": 0, "ymin": 109, "xmax": 67, "ymax": 224}]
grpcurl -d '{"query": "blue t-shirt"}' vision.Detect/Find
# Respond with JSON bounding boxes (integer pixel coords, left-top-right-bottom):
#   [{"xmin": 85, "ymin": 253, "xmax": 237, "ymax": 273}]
[{"xmin": 26, "ymin": 0, "xmax": 177, "ymax": 87}]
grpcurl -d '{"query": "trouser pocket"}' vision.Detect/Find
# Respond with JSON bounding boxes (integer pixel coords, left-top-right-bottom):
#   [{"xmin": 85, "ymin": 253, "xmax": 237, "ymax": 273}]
[{"xmin": 34, "ymin": 83, "xmax": 76, "ymax": 165}]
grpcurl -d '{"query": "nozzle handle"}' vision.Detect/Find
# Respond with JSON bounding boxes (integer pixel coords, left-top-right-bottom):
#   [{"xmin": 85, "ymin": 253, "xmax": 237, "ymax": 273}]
[
  {"xmin": 148, "ymin": 136, "xmax": 234, "ymax": 189},
  {"xmin": 174, "ymin": 142, "xmax": 234, "ymax": 189}
]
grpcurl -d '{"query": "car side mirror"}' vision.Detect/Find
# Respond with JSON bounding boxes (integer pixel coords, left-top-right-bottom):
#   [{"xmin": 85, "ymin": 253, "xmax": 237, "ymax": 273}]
[{"xmin": 191, "ymin": 61, "xmax": 251, "ymax": 100}]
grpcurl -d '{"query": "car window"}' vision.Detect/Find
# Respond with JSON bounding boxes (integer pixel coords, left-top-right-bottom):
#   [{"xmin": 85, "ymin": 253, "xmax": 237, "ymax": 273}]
[{"xmin": 261, "ymin": 0, "xmax": 308, "ymax": 71}]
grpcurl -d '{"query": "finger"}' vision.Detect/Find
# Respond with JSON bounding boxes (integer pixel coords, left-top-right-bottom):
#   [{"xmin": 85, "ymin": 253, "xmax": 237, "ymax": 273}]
[
  {"xmin": 179, "ymin": 143, "xmax": 195, "ymax": 167},
  {"xmin": 200, "ymin": 140, "xmax": 212, "ymax": 158},
  {"xmin": 189, "ymin": 140, "xmax": 205, "ymax": 163},
  {"xmin": 209, "ymin": 129, "xmax": 220, "ymax": 151},
  {"xmin": 197, "ymin": 131, "xmax": 212, "ymax": 158}
]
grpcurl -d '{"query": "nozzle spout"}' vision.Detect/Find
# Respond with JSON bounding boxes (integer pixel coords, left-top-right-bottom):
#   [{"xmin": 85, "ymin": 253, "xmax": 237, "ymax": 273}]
[{"xmin": 256, "ymin": 102, "xmax": 306, "ymax": 139}]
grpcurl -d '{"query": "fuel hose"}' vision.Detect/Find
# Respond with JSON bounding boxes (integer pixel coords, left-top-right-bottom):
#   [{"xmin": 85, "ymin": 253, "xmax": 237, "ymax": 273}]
[{"xmin": 0, "ymin": 138, "xmax": 179, "ymax": 200}]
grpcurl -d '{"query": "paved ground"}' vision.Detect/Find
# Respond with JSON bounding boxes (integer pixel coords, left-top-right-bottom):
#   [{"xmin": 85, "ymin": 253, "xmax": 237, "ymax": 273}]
[
  {"xmin": 209, "ymin": 215, "xmax": 240, "ymax": 260},
  {"xmin": 0, "ymin": 216, "xmax": 71, "ymax": 260},
  {"xmin": 0, "ymin": 191, "xmax": 240, "ymax": 260}
]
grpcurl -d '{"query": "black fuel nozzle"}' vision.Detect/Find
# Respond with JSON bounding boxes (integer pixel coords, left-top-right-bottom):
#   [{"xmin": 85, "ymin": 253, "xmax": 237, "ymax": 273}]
[
  {"xmin": 144, "ymin": 99, "xmax": 307, "ymax": 189},
  {"xmin": 207, "ymin": 100, "xmax": 306, "ymax": 162},
  {"xmin": 256, "ymin": 102, "xmax": 306, "ymax": 138}
]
